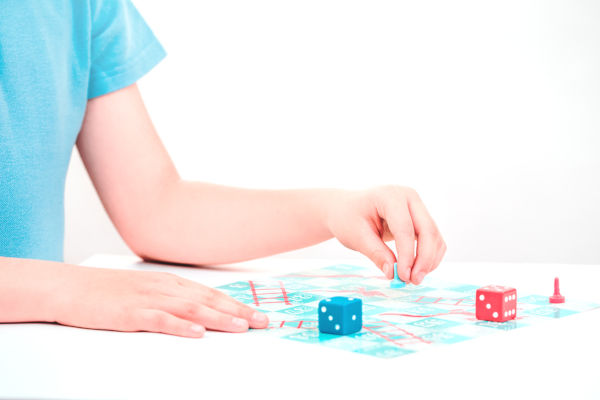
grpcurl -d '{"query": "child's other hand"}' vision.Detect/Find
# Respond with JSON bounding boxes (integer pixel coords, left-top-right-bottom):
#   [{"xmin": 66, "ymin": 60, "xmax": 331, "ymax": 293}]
[
  {"xmin": 52, "ymin": 266, "xmax": 269, "ymax": 338},
  {"xmin": 326, "ymin": 186, "xmax": 446, "ymax": 285}
]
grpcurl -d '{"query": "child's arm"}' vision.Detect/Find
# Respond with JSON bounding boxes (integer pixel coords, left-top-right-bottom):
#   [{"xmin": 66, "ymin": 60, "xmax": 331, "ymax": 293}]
[
  {"xmin": 0, "ymin": 256, "xmax": 268, "ymax": 336},
  {"xmin": 77, "ymin": 84, "xmax": 446, "ymax": 285}
]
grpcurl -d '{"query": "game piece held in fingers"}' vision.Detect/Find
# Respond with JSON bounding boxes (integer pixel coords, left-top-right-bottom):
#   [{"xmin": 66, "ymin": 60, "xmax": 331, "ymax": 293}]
[
  {"xmin": 318, "ymin": 296, "xmax": 362, "ymax": 335},
  {"xmin": 390, "ymin": 262, "xmax": 406, "ymax": 288},
  {"xmin": 476, "ymin": 285, "xmax": 517, "ymax": 322},
  {"xmin": 549, "ymin": 277, "xmax": 565, "ymax": 304}
]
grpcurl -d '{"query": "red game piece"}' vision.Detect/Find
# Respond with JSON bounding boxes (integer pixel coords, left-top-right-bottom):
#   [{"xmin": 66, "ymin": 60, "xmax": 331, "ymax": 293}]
[
  {"xmin": 549, "ymin": 277, "xmax": 565, "ymax": 304},
  {"xmin": 475, "ymin": 285, "xmax": 517, "ymax": 322}
]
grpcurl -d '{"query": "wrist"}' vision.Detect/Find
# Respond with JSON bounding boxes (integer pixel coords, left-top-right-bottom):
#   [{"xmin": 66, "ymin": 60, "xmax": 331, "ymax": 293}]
[
  {"xmin": 317, "ymin": 188, "xmax": 351, "ymax": 237},
  {"xmin": 41, "ymin": 263, "xmax": 78, "ymax": 324},
  {"xmin": 0, "ymin": 257, "xmax": 75, "ymax": 324}
]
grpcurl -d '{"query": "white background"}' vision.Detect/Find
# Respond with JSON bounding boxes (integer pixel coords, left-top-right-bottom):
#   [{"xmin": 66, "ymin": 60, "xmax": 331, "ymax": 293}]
[{"xmin": 64, "ymin": 0, "xmax": 600, "ymax": 265}]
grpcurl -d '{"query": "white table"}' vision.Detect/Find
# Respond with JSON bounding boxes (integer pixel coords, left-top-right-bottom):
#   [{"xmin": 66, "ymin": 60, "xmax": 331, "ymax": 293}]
[{"xmin": 1, "ymin": 254, "xmax": 598, "ymax": 399}]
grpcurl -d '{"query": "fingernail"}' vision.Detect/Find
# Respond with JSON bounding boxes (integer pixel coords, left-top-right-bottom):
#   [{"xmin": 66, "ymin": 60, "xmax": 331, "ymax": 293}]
[
  {"xmin": 382, "ymin": 262, "xmax": 391, "ymax": 279},
  {"xmin": 190, "ymin": 324, "xmax": 204, "ymax": 334},
  {"xmin": 252, "ymin": 312, "xmax": 268, "ymax": 325},
  {"xmin": 416, "ymin": 272, "xmax": 426, "ymax": 284},
  {"xmin": 232, "ymin": 317, "xmax": 249, "ymax": 329}
]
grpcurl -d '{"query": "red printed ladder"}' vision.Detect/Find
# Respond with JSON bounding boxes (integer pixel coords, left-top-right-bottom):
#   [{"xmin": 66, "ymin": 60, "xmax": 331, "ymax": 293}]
[
  {"xmin": 248, "ymin": 280, "xmax": 292, "ymax": 306},
  {"xmin": 362, "ymin": 320, "xmax": 432, "ymax": 347}
]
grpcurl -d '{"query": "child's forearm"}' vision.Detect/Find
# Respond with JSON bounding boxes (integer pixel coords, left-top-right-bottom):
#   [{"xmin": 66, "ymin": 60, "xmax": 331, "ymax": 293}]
[
  {"xmin": 77, "ymin": 85, "xmax": 445, "ymax": 281},
  {"xmin": 0, "ymin": 256, "xmax": 69, "ymax": 323},
  {"xmin": 127, "ymin": 182, "xmax": 346, "ymax": 265}
]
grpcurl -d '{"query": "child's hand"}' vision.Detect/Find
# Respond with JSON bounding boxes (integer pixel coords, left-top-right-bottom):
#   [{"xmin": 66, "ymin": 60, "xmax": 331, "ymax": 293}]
[
  {"xmin": 326, "ymin": 186, "xmax": 446, "ymax": 285},
  {"xmin": 51, "ymin": 265, "xmax": 269, "ymax": 338}
]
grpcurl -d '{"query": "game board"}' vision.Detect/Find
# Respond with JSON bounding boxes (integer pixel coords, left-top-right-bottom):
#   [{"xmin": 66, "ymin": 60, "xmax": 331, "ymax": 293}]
[{"xmin": 216, "ymin": 264, "xmax": 600, "ymax": 359}]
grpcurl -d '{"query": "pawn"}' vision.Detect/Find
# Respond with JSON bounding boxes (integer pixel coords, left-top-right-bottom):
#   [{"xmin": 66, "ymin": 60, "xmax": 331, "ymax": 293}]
[
  {"xmin": 390, "ymin": 262, "xmax": 406, "ymax": 289},
  {"xmin": 549, "ymin": 277, "xmax": 565, "ymax": 304}
]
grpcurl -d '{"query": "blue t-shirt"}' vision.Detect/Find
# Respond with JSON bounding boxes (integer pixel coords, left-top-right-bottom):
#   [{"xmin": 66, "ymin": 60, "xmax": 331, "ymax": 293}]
[{"xmin": 0, "ymin": 0, "xmax": 166, "ymax": 261}]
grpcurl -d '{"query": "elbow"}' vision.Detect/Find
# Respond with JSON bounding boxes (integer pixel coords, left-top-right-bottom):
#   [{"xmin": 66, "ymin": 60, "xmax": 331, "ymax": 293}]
[
  {"xmin": 114, "ymin": 212, "xmax": 166, "ymax": 263},
  {"xmin": 121, "ymin": 225, "xmax": 168, "ymax": 263},
  {"xmin": 115, "ymin": 178, "xmax": 184, "ymax": 263}
]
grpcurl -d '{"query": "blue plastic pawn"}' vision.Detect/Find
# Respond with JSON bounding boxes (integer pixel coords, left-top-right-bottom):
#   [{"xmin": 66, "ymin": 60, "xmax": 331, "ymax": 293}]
[{"xmin": 390, "ymin": 262, "xmax": 406, "ymax": 288}]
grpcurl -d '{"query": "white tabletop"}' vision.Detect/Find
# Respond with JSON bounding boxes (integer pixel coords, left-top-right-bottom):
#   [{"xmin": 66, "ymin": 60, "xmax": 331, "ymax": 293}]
[{"xmin": 1, "ymin": 254, "xmax": 598, "ymax": 400}]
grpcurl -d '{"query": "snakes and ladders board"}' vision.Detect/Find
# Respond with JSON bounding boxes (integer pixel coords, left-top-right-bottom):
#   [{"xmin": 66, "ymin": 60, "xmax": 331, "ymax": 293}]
[{"xmin": 216, "ymin": 264, "xmax": 599, "ymax": 359}]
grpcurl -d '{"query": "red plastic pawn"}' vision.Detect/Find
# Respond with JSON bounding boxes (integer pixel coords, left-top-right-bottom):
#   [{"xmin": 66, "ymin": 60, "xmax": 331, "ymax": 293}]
[{"xmin": 549, "ymin": 277, "xmax": 565, "ymax": 304}]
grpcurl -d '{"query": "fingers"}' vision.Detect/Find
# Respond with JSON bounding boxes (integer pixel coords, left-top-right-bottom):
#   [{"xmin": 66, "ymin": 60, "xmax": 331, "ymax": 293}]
[
  {"xmin": 406, "ymin": 192, "xmax": 446, "ymax": 284},
  {"xmin": 431, "ymin": 240, "xmax": 447, "ymax": 273},
  {"xmin": 134, "ymin": 309, "xmax": 205, "ymax": 338},
  {"xmin": 410, "ymin": 233, "xmax": 437, "ymax": 284},
  {"xmin": 376, "ymin": 187, "xmax": 445, "ymax": 285},
  {"xmin": 382, "ymin": 203, "xmax": 416, "ymax": 283},
  {"xmin": 207, "ymin": 291, "xmax": 269, "ymax": 329},
  {"xmin": 157, "ymin": 296, "xmax": 251, "ymax": 333},
  {"xmin": 176, "ymin": 282, "xmax": 269, "ymax": 329},
  {"xmin": 352, "ymin": 222, "xmax": 397, "ymax": 279},
  {"xmin": 411, "ymin": 239, "xmax": 446, "ymax": 284}
]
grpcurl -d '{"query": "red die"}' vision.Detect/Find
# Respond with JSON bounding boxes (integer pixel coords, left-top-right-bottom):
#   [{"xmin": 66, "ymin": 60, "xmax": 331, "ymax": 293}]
[{"xmin": 475, "ymin": 285, "xmax": 517, "ymax": 322}]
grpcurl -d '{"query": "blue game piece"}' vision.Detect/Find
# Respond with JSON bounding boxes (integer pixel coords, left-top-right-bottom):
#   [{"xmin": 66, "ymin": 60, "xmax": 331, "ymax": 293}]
[
  {"xmin": 390, "ymin": 262, "xmax": 406, "ymax": 288},
  {"xmin": 318, "ymin": 296, "xmax": 362, "ymax": 335}
]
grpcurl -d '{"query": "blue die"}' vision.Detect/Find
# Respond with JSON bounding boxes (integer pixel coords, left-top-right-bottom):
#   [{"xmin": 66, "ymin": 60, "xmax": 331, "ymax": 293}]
[{"xmin": 318, "ymin": 296, "xmax": 362, "ymax": 335}]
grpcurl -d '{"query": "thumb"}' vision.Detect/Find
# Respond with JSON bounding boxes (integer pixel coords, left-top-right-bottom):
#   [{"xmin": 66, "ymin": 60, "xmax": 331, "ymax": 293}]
[{"xmin": 354, "ymin": 229, "xmax": 396, "ymax": 279}]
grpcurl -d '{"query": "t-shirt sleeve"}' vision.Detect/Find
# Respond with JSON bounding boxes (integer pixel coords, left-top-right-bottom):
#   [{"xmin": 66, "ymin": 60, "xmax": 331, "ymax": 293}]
[{"xmin": 87, "ymin": 0, "xmax": 166, "ymax": 99}]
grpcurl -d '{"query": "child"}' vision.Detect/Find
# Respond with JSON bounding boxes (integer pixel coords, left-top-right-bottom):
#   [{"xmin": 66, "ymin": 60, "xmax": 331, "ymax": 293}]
[{"xmin": 0, "ymin": 0, "xmax": 445, "ymax": 337}]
